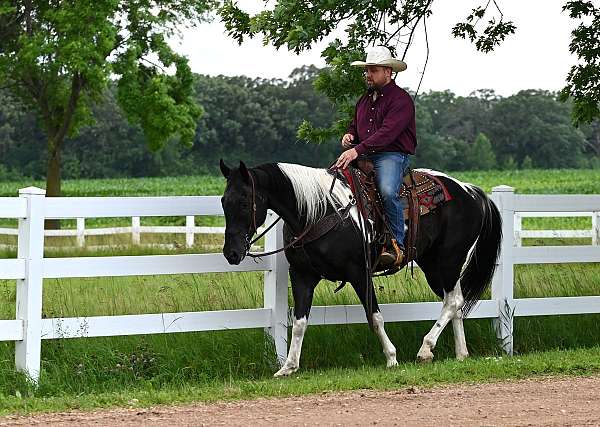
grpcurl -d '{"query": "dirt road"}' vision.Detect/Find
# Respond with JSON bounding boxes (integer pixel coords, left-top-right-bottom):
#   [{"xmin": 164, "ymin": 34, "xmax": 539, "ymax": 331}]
[{"xmin": 1, "ymin": 376, "xmax": 599, "ymax": 426}]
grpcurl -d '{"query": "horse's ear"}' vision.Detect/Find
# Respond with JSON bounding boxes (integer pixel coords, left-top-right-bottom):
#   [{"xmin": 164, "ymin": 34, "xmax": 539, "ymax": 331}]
[
  {"xmin": 219, "ymin": 159, "xmax": 231, "ymax": 178},
  {"xmin": 239, "ymin": 161, "xmax": 250, "ymax": 183}
]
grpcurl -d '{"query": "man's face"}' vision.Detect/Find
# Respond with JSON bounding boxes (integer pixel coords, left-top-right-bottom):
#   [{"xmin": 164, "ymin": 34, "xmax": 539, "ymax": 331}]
[{"xmin": 365, "ymin": 66, "xmax": 392, "ymax": 90}]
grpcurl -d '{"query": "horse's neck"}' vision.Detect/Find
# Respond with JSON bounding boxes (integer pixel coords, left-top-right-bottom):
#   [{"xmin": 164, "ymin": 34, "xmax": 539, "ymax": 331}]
[{"xmin": 254, "ymin": 166, "xmax": 305, "ymax": 233}]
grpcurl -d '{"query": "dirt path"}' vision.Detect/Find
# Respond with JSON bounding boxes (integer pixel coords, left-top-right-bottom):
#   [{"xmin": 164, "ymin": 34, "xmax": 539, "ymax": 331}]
[{"xmin": 2, "ymin": 376, "xmax": 599, "ymax": 426}]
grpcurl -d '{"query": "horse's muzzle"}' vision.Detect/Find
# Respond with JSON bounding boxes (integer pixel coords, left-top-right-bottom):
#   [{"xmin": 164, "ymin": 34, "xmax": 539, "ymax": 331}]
[{"xmin": 223, "ymin": 247, "xmax": 244, "ymax": 265}]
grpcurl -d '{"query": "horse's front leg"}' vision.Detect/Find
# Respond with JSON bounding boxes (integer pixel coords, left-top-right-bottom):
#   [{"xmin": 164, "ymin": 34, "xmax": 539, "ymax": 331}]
[
  {"xmin": 274, "ymin": 266, "xmax": 319, "ymax": 377},
  {"xmin": 351, "ymin": 276, "xmax": 398, "ymax": 368}
]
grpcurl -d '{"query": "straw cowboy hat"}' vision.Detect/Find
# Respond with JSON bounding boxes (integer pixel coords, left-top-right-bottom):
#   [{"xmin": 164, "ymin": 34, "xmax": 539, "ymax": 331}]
[{"xmin": 351, "ymin": 46, "xmax": 407, "ymax": 73}]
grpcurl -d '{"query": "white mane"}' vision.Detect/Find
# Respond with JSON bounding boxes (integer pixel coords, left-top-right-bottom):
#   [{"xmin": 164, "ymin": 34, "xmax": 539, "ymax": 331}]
[{"xmin": 277, "ymin": 163, "xmax": 353, "ymax": 225}]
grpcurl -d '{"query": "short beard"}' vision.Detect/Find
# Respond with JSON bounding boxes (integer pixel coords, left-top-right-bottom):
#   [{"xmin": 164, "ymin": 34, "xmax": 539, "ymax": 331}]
[{"xmin": 367, "ymin": 82, "xmax": 382, "ymax": 93}]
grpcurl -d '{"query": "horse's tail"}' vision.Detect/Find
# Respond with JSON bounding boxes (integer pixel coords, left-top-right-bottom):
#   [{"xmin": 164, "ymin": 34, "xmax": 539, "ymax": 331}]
[{"xmin": 460, "ymin": 186, "xmax": 503, "ymax": 317}]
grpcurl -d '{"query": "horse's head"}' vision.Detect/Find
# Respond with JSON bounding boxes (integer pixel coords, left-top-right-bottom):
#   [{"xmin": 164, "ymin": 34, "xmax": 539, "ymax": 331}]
[{"xmin": 220, "ymin": 159, "xmax": 268, "ymax": 265}]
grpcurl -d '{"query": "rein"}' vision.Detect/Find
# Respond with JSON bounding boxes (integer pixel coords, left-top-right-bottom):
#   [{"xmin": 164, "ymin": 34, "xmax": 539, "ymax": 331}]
[
  {"xmin": 244, "ymin": 171, "xmax": 315, "ymax": 259},
  {"xmin": 243, "ymin": 168, "xmax": 353, "ymax": 259}
]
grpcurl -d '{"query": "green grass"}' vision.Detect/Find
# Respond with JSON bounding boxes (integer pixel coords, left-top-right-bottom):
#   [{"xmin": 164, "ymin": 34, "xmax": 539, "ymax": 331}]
[
  {"xmin": 0, "ymin": 347, "xmax": 599, "ymax": 415},
  {"xmin": 0, "ymin": 262, "xmax": 599, "ymax": 415},
  {"xmin": 1, "ymin": 168, "xmax": 597, "ymax": 233},
  {"xmin": 1, "ymin": 168, "xmax": 599, "ymax": 198},
  {"xmin": 0, "ymin": 175, "xmax": 226, "ymax": 198},
  {"xmin": 453, "ymin": 168, "xmax": 600, "ymax": 194}
]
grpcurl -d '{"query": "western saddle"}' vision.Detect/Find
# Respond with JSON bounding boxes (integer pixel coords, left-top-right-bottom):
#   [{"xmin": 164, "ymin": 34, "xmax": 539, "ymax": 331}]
[{"xmin": 339, "ymin": 158, "xmax": 452, "ymax": 271}]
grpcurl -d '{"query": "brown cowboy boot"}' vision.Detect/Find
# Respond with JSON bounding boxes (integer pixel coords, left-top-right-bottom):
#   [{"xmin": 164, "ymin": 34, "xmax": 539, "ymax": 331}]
[{"xmin": 378, "ymin": 239, "xmax": 404, "ymax": 267}]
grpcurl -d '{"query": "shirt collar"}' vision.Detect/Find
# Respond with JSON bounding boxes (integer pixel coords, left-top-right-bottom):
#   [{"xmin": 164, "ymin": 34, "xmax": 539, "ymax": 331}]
[
  {"xmin": 380, "ymin": 80, "xmax": 396, "ymax": 96},
  {"xmin": 368, "ymin": 80, "xmax": 396, "ymax": 99}
]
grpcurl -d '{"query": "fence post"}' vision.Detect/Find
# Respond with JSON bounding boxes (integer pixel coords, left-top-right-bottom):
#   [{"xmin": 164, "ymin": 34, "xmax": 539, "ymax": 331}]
[
  {"xmin": 263, "ymin": 211, "xmax": 289, "ymax": 366},
  {"xmin": 132, "ymin": 216, "xmax": 141, "ymax": 245},
  {"xmin": 592, "ymin": 211, "xmax": 599, "ymax": 246},
  {"xmin": 185, "ymin": 216, "xmax": 195, "ymax": 248},
  {"xmin": 76, "ymin": 218, "xmax": 85, "ymax": 248},
  {"xmin": 15, "ymin": 187, "xmax": 46, "ymax": 383},
  {"xmin": 490, "ymin": 185, "xmax": 515, "ymax": 355},
  {"xmin": 514, "ymin": 213, "xmax": 522, "ymax": 247}
]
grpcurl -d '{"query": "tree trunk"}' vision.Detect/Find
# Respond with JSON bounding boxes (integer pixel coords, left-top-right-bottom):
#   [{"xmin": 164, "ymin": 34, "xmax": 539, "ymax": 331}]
[
  {"xmin": 36, "ymin": 73, "xmax": 83, "ymax": 230},
  {"xmin": 45, "ymin": 141, "xmax": 62, "ymax": 230}
]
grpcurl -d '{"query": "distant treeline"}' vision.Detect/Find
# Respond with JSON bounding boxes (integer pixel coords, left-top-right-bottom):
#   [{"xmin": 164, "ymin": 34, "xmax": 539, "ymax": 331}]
[{"xmin": 1, "ymin": 65, "xmax": 598, "ymax": 181}]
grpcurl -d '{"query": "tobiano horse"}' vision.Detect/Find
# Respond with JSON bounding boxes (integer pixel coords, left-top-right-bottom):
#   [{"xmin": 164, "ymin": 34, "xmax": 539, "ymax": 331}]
[{"xmin": 219, "ymin": 160, "xmax": 502, "ymax": 377}]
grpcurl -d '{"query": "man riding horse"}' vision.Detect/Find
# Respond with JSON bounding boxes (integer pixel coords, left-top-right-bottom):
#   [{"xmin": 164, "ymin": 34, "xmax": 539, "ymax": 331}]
[
  {"xmin": 335, "ymin": 46, "xmax": 416, "ymax": 268},
  {"xmin": 220, "ymin": 45, "xmax": 502, "ymax": 376}
]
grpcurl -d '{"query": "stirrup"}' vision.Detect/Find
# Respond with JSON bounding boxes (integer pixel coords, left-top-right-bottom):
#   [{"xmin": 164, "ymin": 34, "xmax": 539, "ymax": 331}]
[{"xmin": 378, "ymin": 239, "xmax": 404, "ymax": 267}]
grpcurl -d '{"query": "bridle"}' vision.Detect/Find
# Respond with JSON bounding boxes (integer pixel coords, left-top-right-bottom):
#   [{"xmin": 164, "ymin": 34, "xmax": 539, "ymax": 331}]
[{"xmin": 242, "ymin": 171, "xmax": 314, "ymax": 259}]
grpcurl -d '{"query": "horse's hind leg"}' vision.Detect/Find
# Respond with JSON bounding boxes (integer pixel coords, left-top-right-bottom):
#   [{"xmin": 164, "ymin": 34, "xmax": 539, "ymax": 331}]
[
  {"xmin": 416, "ymin": 281, "xmax": 464, "ymax": 362},
  {"xmin": 351, "ymin": 276, "xmax": 398, "ymax": 368},
  {"xmin": 274, "ymin": 265, "xmax": 319, "ymax": 377},
  {"xmin": 416, "ymin": 258, "xmax": 466, "ymax": 362},
  {"xmin": 451, "ymin": 282, "xmax": 469, "ymax": 360}
]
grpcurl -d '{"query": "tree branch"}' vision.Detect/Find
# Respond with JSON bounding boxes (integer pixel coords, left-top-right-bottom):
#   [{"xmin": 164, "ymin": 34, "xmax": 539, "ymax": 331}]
[
  {"xmin": 401, "ymin": 0, "xmax": 433, "ymax": 61},
  {"xmin": 414, "ymin": 11, "xmax": 430, "ymax": 101}
]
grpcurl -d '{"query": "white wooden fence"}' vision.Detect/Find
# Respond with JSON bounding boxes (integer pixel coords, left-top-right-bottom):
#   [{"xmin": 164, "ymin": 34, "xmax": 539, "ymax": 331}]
[
  {"xmin": 0, "ymin": 217, "xmax": 257, "ymax": 249},
  {"xmin": 0, "ymin": 185, "xmax": 599, "ymax": 383},
  {"xmin": 2, "ymin": 211, "xmax": 596, "ymax": 249},
  {"xmin": 514, "ymin": 211, "xmax": 599, "ymax": 246}
]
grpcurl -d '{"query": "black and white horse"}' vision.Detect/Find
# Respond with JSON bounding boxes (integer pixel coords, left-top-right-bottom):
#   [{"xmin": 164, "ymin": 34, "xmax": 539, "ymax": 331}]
[{"xmin": 220, "ymin": 160, "xmax": 502, "ymax": 377}]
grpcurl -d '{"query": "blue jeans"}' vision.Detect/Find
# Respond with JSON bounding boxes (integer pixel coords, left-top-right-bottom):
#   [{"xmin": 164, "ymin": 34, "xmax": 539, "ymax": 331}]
[{"xmin": 367, "ymin": 152, "xmax": 410, "ymax": 249}]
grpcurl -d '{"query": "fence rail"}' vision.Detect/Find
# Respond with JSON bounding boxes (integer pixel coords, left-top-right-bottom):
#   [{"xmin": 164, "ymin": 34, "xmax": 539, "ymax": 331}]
[
  {"xmin": 514, "ymin": 211, "xmax": 599, "ymax": 246},
  {"xmin": 0, "ymin": 220, "xmax": 263, "ymax": 249},
  {"xmin": 0, "ymin": 185, "xmax": 599, "ymax": 382},
  {"xmin": 4, "ymin": 213, "xmax": 596, "ymax": 250}
]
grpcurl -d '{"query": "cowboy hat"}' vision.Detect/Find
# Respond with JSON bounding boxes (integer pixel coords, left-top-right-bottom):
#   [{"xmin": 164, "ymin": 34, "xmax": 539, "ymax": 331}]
[{"xmin": 351, "ymin": 46, "xmax": 407, "ymax": 73}]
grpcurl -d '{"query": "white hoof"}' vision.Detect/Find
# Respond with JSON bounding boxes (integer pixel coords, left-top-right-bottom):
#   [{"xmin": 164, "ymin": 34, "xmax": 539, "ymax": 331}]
[
  {"xmin": 273, "ymin": 365, "xmax": 298, "ymax": 377},
  {"xmin": 416, "ymin": 348, "xmax": 434, "ymax": 363},
  {"xmin": 386, "ymin": 358, "xmax": 399, "ymax": 368}
]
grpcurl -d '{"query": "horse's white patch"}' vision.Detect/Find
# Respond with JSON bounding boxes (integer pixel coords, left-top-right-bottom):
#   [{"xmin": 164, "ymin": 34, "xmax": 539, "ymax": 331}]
[
  {"xmin": 417, "ymin": 281, "xmax": 466, "ymax": 362},
  {"xmin": 461, "ymin": 237, "xmax": 479, "ymax": 276},
  {"xmin": 372, "ymin": 311, "xmax": 398, "ymax": 367},
  {"xmin": 274, "ymin": 316, "xmax": 308, "ymax": 377},
  {"xmin": 450, "ymin": 283, "xmax": 469, "ymax": 359}
]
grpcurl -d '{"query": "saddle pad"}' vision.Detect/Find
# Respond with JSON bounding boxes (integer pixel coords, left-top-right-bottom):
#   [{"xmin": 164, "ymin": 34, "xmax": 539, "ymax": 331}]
[
  {"xmin": 339, "ymin": 167, "xmax": 452, "ymax": 219},
  {"xmin": 401, "ymin": 171, "xmax": 452, "ymax": 217}
]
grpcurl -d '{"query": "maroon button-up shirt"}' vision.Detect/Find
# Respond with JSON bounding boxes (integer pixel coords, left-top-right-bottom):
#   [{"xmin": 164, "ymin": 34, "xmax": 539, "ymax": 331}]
[{"xmin": 347, "ymin": 80, "xmax": 417, "ymax": 156}]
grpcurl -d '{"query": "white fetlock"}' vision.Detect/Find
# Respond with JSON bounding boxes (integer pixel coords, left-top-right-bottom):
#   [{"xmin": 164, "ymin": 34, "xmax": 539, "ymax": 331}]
[{"xmin": 273, "ymin": 364, "xmax": 298, "ymax": 377}]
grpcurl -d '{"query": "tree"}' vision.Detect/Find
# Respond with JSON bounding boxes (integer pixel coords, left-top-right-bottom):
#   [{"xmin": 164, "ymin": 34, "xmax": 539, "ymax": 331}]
[
  {"xmin": 0, "ymin": 1, "xmax": 213, "ymax": 210},
  {"xmin": 559, "ymin": 1, "xmax": 600, "ymax": 125},
  {"xmin": 486, "ymin": 90, "xmax": 587, "ymax": 168},
  {"xmin": 466, "ymin": 132, "xmax": 496, "ymax": 170},
  {"xmin": 220, "ymin": 0, "xmax": 600, "ymax": 140}
]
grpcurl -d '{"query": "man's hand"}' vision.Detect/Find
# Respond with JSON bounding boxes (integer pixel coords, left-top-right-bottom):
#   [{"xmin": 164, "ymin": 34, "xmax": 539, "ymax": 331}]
[
  {"xmin": 335, "ymin": 148, "xmax": 358, "ymax": 170},
  {"xmin": 341, "ymin": 133, "xmax": 355, "ymax": 149}
]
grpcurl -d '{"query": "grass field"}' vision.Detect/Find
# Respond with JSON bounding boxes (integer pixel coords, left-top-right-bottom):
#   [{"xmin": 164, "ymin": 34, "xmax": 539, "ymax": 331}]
[
  {"xmin": 0, "ymin": 168, "xmax": 598, "ymax": 232},
  {"xmin": 0, "ymin": 168, "xmax": 598, "ymax": 414},
  {"xmin": 2, "ymin": 168, "xmax": 599, "ymax": 197}
]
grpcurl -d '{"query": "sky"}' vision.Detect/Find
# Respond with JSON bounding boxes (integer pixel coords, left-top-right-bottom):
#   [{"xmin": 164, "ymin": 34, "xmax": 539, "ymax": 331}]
[{"xmin": 170, "ymin": 0, "xmax": 578, "ymax": 97}]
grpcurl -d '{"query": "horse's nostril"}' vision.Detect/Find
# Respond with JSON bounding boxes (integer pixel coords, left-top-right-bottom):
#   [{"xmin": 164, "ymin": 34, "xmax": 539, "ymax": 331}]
[{"xmin": 224, "ymin": 249, "xmax": 240, "ymax": 263}]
